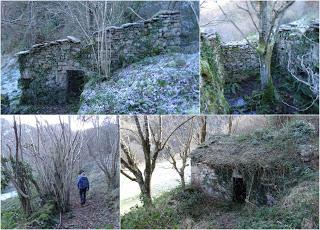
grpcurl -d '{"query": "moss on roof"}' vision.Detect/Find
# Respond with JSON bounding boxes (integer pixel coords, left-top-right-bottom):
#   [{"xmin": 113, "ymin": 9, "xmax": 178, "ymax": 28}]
[{"xmin": 192, "ymin": 120, "xmax": 317, "ymax": 169}]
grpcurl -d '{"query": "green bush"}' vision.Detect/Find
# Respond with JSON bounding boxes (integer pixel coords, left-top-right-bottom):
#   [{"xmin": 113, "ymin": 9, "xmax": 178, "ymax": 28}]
[
  {"xmin": 240, "ymin": 179, "xmax": 319, "ymax": 229},
  {"xmin": 1, "ymin": 209, "xmax": 24, "ymax": 229}
]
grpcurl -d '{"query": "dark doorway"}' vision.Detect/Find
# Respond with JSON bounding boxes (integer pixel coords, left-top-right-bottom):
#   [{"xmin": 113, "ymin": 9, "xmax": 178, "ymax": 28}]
[
  {"xmin": 67, "ymin": 70, "xmax": 85, "ymax": 102},
  {"xmin": 233, "ymin": 177, "xmax": 246, "ymax": 203}
]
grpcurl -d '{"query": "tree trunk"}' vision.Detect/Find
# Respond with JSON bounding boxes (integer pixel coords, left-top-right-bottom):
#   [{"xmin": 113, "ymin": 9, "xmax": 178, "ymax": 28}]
[
  {"xmin": 19, "ymin": 196, "xmax": 32, "ymax": 216},
  {"xmin": 180, "ymin": 171, "xmax": 185, "ymax": 189},
  {"xmin": 259, "ymin": 50, "xmax": 273, "ymax": 89},
  {"xmin": 228, "ymin": 116, "xmax": 232, "ymax": 135},
  {"xmin": 200, "ymin": 116, "xmax": 207, "ymax": 144},
  {"xmin": 139, "ymin": 180, "xmax": 152, "ymax": 207}
]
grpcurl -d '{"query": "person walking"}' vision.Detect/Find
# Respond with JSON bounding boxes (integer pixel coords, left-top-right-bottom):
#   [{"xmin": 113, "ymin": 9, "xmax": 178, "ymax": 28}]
[{"xmin": 77, "ymin": 170, "xmax": 90, "ymax": 207}]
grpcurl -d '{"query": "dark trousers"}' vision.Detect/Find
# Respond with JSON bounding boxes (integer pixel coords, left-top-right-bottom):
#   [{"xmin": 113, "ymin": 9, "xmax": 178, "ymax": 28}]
[{"xmin": 79, "ymin": 188, "xmax": 87, "ymax": 205}]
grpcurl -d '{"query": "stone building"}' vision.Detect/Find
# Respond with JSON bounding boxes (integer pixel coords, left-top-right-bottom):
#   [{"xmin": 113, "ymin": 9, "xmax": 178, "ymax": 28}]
[
  {"xmin": 191, "ymin": 121, "xmax": 318, "ymax": 205},
  {"xmin": 16, "ymin": 11, "xmax": 182, "ymax": 105},
  {"xmin": 205, "ymin": 19, "xmax": 319, "ymax": 83}
]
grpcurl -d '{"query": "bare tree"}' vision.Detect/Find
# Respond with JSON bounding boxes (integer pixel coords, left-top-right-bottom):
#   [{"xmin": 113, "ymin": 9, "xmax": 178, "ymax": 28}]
[
  {"xmin": 1, "ymin": 116, "xmax": 36, "ymax": 216},
  {"xmin": 65, "ymin": 1, "xmax": 127, "ymax": 79},
  {"xmin": 193, "ymin": 116, "xmax": 207, "ymax": 145},
  {"xmin": 165, "ymin": 118, "xmax": 195, "ymax": 189},
  {"xmin": 87, "ymin": 116, "xmax": 119, "ymax": 190},
  {"xmin": 27, "ymin": 116, "xmax": 84, "ymax": 212},
  {"xmin": 284, "ymin": 45, "xmax": 319, "ymax": 111},
  {"xmin": 120, "ymin": 116, "xmax": 194, "ymax": 206},
  {"xmin": 218, "ymin": 1, "xmax": 294, "ymax": 90}
]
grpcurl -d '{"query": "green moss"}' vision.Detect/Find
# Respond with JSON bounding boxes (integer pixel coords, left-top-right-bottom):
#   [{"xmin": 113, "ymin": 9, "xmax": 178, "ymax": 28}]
[
  {"xmin": 1, "ymin": 209, "xmax": 24, "ymax": 229},
  {"xmin": 200, "ymin": 34, "xmax": 230, "ymax": 114},
  {"xmin": 26, "ymin": 201, "xmax": 57, "ymax": 229},
  {"xmin": 261, "ymin": 79, "xmax": 276, "ymax": 105},
  {"xmin": 240, "ymin": 178, "xmax": 319, "ymax": 229},
  {"xmin": 256, "ymin": 41, "xmax": 266, "ymax": 55}
]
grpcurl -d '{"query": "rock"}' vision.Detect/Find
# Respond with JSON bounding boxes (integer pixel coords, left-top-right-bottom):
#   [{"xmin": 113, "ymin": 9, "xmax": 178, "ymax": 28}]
[
  {"xmin": 229, "ymin": 97, "xmax": 246, "ymax": 108},
  {"xmin": 15, "ymin": 50, "xmax": 30, "ymax": 56},
  {"xmin": 297, "ymin": 144, "xmax": 314, "ymax": 162},
  {"xmin": 32, "ymin": 43, "xmax": 45, "ymax": 48},
  {"xmin": 67, "ymin": 36, "xmax": 81, "ymax": 43},
  {"xmin": 301, "ymin": 218, "xmax": 315, "ymax": 229},
  {"xmin": 56, "ymin": 38, "xmax": 69, "ymax": 43},
  {"xmin": 266, "ymin": 194, "xmax": 276, "ymax": 206}
]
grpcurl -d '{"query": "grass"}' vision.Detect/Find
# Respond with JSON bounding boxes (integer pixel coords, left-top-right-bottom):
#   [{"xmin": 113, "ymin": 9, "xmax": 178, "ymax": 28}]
[
  {"xmin": 121, "ymin": 164, "xmax": 319, "ymax": 229},
  {"xmin": 1, "ymin": 194, "xmax": 58, "ymax": 229},
  {"xmin": 239, "ymin": 177, "xmax": 319, "ymax": 229},
  {"xmin": 1, "ymin": 197, "xmax": 24, "ymax": 229},
  {"xmin": 121, "ymin": 186, "xmax": 242, "ymax": 229}
]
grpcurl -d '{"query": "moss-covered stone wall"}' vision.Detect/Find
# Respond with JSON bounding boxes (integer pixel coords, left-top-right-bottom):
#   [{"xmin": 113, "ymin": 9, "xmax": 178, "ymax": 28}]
[
  {"xmin": 16, "ymin": 37, "xmax": 87, "ymax": 104},
  {"xmin": 211, "ymin": 20, "xmax": 319, "ymax": 83},
  {"xmin": 191, "ymin": 161, "xmax": 233, "ymax": 201},
  {"xmin": 94, "ymin": 10, "xmax": 181, "ymax": 71},
  {"xmin": 16, "ymin": 11, "xmax": 182, "ymax": 105},
  {"xmin": 201, "ymin": 34, "xmax": 230, "ymax": 113}
]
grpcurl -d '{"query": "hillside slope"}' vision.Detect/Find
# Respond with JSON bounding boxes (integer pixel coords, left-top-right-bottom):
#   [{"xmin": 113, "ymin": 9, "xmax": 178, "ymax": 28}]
[{"xmin": 79, "ymin": 52, "xmax": 199, "ymax": 114}]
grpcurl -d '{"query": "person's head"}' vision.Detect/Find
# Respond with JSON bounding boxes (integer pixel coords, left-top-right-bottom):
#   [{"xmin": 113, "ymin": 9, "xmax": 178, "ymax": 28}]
[{"xmin": 79, "ymin": 170, "xmax": 85, "ymax": 176}]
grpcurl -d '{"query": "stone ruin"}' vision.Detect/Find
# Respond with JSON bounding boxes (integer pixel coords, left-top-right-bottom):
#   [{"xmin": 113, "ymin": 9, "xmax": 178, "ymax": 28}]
[
  {"xmin": 16, "ymin": 11, "xmax": 182, "ymax": 105},
  {"xmin": 94, "ymin": 11, "xmax": 181, "ymax": 71},
  {"xmin": 205, "ymin": 19, "xmax": 319, "ymax": 83}
]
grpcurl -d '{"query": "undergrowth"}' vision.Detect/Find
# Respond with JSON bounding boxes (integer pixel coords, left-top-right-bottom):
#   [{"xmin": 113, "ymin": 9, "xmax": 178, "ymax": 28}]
[{"xmin": 1, "ymin": 196, "xmax": 58, "ymax": 229}]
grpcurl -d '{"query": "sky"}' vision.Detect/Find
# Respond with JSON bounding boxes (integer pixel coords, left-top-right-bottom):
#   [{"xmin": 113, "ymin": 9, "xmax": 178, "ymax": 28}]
[
  {"xmin": 1, "ymin": 115, "xmax": 117, "ymax": 131},
  {"xmin": 200, "ymin": 0, "xmax": 319, "ymax": 41}
]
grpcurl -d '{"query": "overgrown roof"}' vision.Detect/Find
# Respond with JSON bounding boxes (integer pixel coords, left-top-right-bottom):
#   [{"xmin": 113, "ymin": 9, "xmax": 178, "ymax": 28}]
[{"xmin": 192, "ymin": 121, "xmax": 318, "ymax": 170}]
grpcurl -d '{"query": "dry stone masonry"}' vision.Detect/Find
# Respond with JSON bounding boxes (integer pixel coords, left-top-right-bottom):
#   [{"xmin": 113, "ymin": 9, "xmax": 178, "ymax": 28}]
[
  {"xmin": 16, "ymin": 36, "xmax": 88, "ymax": 104},
  {"xmin": 275, "ymin": 19, "xmax": 319, "ymax": 81},
  {"xmin": 94, "ymin": 11, "xmax": 181, "ymax": 71},
  {"xmin": 16, "ymin": 11, "xmax": 182, "ymax": 105},
  {"xmin": 191, "ymin": 162, "xmax": 232, "ymax": 200},
  {"xmin": 207, "ymin": 19, "xmax": 319, "ymax": 83}
]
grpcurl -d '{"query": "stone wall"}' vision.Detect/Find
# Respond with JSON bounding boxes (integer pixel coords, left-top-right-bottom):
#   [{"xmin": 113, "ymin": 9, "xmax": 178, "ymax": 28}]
[
  {"xmin": 191, "ymin": 161, "xmax": 232, "ymax": 200},
  {"xmin": 94, "ymin": 10, "xmax": 181, "ymax": 71},
  {"xmin": 16, "ymin": 36, "xmax": 90, "ymax": 104},
  {"xmin": 208, "ymin": 20, "xmax": 319, "ymax": 83},
  {"xmin": 219, "ymin": 40, "xmax": 259, "ymax": 83},
  {"xmin": 275, "ymin": 20, "xmax": 319, "ymax": 88},
  {"xmin": 201, "ymin": 34, "xmax": 230, "ymax": 113},
  {"xmin": 16, "ymin": 11, "xmax": 182, "ymax": 105}
]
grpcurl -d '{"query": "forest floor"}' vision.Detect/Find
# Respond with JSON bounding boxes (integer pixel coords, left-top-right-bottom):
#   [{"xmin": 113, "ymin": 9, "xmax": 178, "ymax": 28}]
[
  {"xmin": 79, "ymin": 52, "xmax": 199, "ymax": 114},
  {"xmin": 60, "ymin": 187, "xmax": 119, "ymax": 229},
  {"xmin": 224, "ymin": 71, "xmax": 318, "ymax": 114}
]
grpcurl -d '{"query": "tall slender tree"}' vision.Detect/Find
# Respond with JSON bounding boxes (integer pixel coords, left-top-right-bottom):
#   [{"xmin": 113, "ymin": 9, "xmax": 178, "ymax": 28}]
[{"xmin": 120, "ymin": 116, "xmax": 193, "ymax": 206}]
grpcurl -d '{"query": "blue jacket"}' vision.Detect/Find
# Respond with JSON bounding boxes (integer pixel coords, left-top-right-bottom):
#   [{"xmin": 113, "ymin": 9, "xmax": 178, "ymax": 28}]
[{"xmin": 77, "ymin": 175, "xmax": 89, "ymax": 190}]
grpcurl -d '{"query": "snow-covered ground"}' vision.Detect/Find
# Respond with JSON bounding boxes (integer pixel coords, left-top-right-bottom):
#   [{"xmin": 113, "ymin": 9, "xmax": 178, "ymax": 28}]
[
  {"xmin": 1, "ymin": 56, "xmax": 21, "ymax": 111},
  {"xmin": 79, "ymin": 53, "xmax": 199, "ymax": 114},
  {"xmin": 120, "ymin": 159, "xmax": 191, "ymax": 214}
]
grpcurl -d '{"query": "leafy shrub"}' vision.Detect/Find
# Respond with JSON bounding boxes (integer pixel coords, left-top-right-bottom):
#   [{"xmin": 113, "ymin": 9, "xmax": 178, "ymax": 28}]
[
  {"xmin": 240, "ymin": 179, "xmax": 319, "ymax": 229},
  {"xmin": 1, "ymin": 209, "xmax": 23, "ymax": 229},
  {"xmin": 121, "ymin": 204, "xmax": 179, "ymax": 229},
  {"xmin": 285, "ymin": 120, "xmax": 316, "ymax": 142}
]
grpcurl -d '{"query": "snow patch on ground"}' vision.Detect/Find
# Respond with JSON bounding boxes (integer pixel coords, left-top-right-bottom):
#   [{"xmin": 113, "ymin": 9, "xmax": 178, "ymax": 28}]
[
  {"xmin": 79, "ymin": 52, "xmax": 199, "ymax": 114},
  {"xmin": 1, "ymin": 56, "xmax": 21, "ymax": 110}
]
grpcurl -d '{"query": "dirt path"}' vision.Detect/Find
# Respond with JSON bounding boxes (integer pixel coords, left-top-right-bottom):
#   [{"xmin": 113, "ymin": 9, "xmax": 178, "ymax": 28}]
[{"xmin": 60, "ymin": 189, "xmax": 119, "ymax": 229}]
